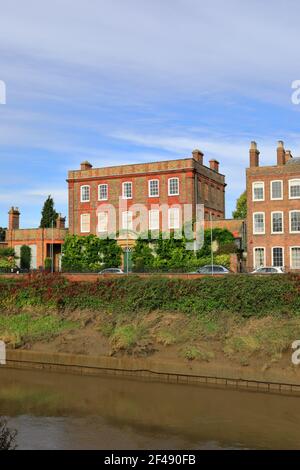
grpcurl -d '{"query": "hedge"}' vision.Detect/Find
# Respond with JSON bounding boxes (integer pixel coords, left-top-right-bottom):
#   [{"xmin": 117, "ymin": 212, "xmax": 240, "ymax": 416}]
[{"xmin": 0, "ymin": 273, "xmax": 300, "ymax": 317}]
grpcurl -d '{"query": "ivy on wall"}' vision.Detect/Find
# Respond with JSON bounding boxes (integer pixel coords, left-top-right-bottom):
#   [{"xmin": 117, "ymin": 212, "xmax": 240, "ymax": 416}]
[{"xmin": 61, "ymin": 235, "xmax": 122, "ymax": 272}]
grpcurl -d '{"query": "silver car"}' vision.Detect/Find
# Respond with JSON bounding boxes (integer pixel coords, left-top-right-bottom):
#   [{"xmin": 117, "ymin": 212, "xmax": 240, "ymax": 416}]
[
  {"xmin": 99, "ymin": 268, "xmax": 124, "ymax": 275},
  {"xmin": 251, "ymin": 266, "xmax": 284, "ymax": 274},
  {"xmin": 195, "ymin": 265, "xmax": 230, "ymax": 274}
]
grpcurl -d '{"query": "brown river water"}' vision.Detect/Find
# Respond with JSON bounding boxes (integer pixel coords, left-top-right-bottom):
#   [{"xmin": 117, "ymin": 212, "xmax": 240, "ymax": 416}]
[{"xmin": 1, "ymin": 368, "xmax": 300, "ymax": 449}]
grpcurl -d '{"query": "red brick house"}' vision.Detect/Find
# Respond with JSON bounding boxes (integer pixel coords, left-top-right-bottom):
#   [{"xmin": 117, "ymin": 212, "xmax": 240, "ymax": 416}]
[
  {"xmin": 247, "ymin": 140, "xmax": 300, "ymax": 271},
  {"xmin": 67, "ymin": 149, "xmax": 226, "ymax": 241},
  {"xmin": 3, "ymin": 148, "xmax": 227, "ymax": 271},
  {"xmin": 4, "ymin": 207, "xmax": 67, "ymax": 270}
]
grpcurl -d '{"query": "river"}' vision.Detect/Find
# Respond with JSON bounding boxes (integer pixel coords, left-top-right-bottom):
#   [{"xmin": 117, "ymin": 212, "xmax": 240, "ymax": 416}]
[{"xmin": 0, "ymin": 368, "xmax": 300, "ymax": 449}]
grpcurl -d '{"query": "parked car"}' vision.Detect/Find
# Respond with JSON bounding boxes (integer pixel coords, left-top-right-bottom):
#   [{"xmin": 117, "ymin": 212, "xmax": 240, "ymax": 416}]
[
  {"xmin": 99, "ymin": 268, "xmax": 124, "ymax": 275},
  {"xmin": 251, "ymin": 266, "xmax": 284, "ymax": 274},
  {"xmin": 193, "ymin": 265, "xmax": 230, "ymax": 274}
]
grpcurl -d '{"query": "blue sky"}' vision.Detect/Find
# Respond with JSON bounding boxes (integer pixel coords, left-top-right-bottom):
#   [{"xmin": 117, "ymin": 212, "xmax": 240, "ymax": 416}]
[{"xmin": 1, "ymin": 0, "xmax": 300, "ymax": 227}]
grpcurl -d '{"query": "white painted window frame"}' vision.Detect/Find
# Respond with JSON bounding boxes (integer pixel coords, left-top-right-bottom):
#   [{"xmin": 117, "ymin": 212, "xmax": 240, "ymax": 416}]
[
  {"xmin": 80, "ymin": 185, "xmax": 90, "ymax": 202},
  {"xmin": 168, "ymin": 177, "xmax": 179, "ymax": 196},
  {"xmin": 80, "ymin": 213, "xmax": 90, "ymax": 233},
  {"xmin": 289, "ymin": 210, "xmax": 300, "ymax": 233},
  {"xmin": 290, "ymin": 246, "xmax": 300, "ymax": 269},
  {"xmin": 122, "ymin": 182, "xmax": 133, "ymax": 200},
  {"xmin": 289, "ymin": 179, "xmax": 300, "ymax": 199},
  {"xmin": 271, "ymin": 246, "xmax": 284, "ymax": 268},
  {"xmin": 253, "ymin": 212, "xmax": 265, "ymax": 235},
  {"xmin": 271, "ymin": 211, "xmax": 284, "ymax": 234},
  {"xmin": 270, "ymin": 180, "xmax": 283, "ymax": 200},
  {"xmin": 149, "ymin": 209, "xmax": 160, "ymax": 230},
  {"xmin": 148, "ymin": 179, "xmax": 159, "ymax": 198},
  {"xmin": 252, "ymin": 181, "xmax": 265, "ymax": 202},
  {"xmin": 98, "ymin": 184, "xmax": 108, "ymax": 201},
  {"xmin": 253, "ymin": 247, "xmax": 266, "ymax": 269}
]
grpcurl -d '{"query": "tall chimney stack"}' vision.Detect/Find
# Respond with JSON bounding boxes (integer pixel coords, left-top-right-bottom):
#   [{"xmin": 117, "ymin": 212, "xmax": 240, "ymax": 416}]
[
  {"xmin": 192, "ymin": 149, "xmax": 204, "ymax": 165},
  {"xmin": 285, "ymin": 149, "xmax": 293, "ymax": 162},
  {"xmin": 8, "ymin": 207, "xmax": 20, "ymax": 230},
  {"xmin": 277, "ymin": 141, "xmax": 285, "ymax": 165},
  {"xmin": 249, "ymin": 141, "xmax": 260, "ymax": 167},
  {"xmin": 209, "ymin": 159, "xmax": 219, "ymax": 172},
  {"xmin": 56, "ymin": 213, "xmax": 66, "ymax": 229},
  {"xmin": 80, "ymin": 161, "xmax": 93, "ymax": 171}
]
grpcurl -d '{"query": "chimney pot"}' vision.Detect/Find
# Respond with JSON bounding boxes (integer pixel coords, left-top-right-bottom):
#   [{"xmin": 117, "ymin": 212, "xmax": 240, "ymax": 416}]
[
  {"xmin": 285, "ymin": 150, "xmax": 293, "ymax": 161},
  {"xmin": 277, "ymin": 140, "xmax": 285, "ymax": 165},
  {"xmin": 192, "ymin": 149, "xmax": 204, "ymax": 165},
  {"xmin": 249, "ymin": 141, "xmax": 260, "ymax": 167},
  {"xmin": 80, "ymin": 161, "xmax": 93, "ymax": 171},
  {"xmin": 209, "ymin": 159, "xmax": 219, "ymax": 172},
  {"xmin": 56, "ymin": 214, "xmax": 66, "ymax": 229},
  {"xmin": 8, "ymin": 207, "xmax": 20, "ymax": 230}
]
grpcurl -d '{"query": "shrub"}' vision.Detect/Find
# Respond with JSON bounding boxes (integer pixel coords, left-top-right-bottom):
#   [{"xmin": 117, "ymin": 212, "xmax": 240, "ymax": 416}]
[
  {"xmin": 20, "ymin": 245, "xmax": 31, "ymax": 270},
  {"xmin": 44, "ymin": 257, "xmax": 52, "ymax": 271},
  {"xmin": 0, "ymin": 419, "xmax": 17, "ymax": 450}
]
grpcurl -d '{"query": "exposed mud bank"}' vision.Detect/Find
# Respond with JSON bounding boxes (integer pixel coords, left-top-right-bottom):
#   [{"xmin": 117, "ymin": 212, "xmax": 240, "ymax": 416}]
[{"xmin": 3, "ymin": 348, "xmax": 300, "ymax": 395}]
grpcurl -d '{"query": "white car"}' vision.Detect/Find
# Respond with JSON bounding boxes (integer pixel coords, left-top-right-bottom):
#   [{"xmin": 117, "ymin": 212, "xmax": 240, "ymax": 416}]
[
  {"xmin": 99, "ymin": 268, "xmax": 124, "ymax": 275},
  {"xmin": 251, "ymin": 266, "xmax": 284, "ymax": 274}
]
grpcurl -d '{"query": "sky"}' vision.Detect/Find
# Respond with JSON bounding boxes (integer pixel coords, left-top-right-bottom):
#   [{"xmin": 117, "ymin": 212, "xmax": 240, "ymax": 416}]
[{"xmin": 1, "ymin": 0, "xmax": 300, "ymax": 227}]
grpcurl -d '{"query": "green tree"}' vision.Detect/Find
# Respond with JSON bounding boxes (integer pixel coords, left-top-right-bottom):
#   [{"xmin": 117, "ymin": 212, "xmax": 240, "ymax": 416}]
[
  {"xmin": 40, "ymin": 195, "xmax": 58, "ymax": 228},
  {"xmin": 132, "ymin": 238, "xmax": 155, "ymax": 271},
  {"xmin": 232, "ymin": 191, "xmax": 247, "ymax": 219},
  {"xmin": 20, "ymin": 245, "xmax": 31, "ymax": 270},
  {"xmin": 0, "ymin": 247, "xmax": 16, "ymax": 271},
  {"xmin": 198, "ymin": 228, "xmax": 235, "ymax": 257}
]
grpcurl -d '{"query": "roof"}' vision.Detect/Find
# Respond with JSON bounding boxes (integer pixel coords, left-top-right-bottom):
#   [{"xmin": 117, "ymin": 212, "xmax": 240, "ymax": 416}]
[{"xmin": 286, "ymin": 157, "xmax": 300, "ymax": 165}]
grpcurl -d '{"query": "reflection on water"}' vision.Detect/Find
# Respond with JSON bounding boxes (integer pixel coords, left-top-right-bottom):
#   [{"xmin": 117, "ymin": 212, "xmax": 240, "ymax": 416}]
[{"xmin": 0, "ymin": 368, "xmax": 300, "ymax": 449}]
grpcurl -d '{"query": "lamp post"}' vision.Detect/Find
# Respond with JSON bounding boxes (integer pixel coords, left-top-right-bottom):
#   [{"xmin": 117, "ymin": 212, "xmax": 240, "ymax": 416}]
[
  {"xmin": 210, "ymin": 211, "xmax": 214, "ymax": 276},
  {"xmin": 51, "ymin": 219, "xmax": 54, "ymax": 274},
  {"xmin": 126, "ymin": 227, "xmax": 129, "ymax": 275}
]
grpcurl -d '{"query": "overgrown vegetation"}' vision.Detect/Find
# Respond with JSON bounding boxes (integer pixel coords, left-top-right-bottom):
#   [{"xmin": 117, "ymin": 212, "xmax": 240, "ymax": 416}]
[
  {"xmin": 61, "ymin": 235, "xmax": 122, "ymax": 272},
  {"xmin": 1, "ymin": 273, "xmax": 300, "ymax": 317},
  {"xmin": 132, "ymin": 228, "xmax": 235, "ymax": 272},
  {"xmin": 0, "ymin": 419, "xmax": 17, "ymax": 450},
  {"xmin": 0, "ymin": 247, "xmax": 16, "ymax": 272}
]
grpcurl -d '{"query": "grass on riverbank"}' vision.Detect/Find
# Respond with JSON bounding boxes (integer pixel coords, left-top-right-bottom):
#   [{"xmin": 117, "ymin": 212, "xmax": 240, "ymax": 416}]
[
  {"xmin": 1, "ymin": 273, "xmax": 300, "ymax": 366},
  {"xmin": 0, "ymin": 313, "xmax": 79, "ymax": 348}
]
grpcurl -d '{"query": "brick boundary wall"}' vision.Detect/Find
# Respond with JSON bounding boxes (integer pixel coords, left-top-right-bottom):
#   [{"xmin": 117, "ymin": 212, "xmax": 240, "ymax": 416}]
[{"xmin": 0, "ymin": 272, "xmax": 229, "ymax": 282}]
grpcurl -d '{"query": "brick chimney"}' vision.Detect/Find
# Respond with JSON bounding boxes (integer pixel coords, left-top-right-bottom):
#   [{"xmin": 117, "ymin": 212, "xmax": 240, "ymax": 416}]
[
  {"xmin": 80, "ymin": 161, "xmax": 93, "ymax": 171},
  {"xmin": 277, "ymin": 141, "xmax": 285, "ymax": 165},
  {"xmin": 56, "ymin": 213, "xmax": 66, "ymax": 229},
  {"xmin": 249, "ymin": 141, "xmax": 260, "ymax": 167},
  {"xmin": 192, "ymin": 149, "xmax": 204, "ymax": 165},
  {"xmin": 8, "ymin": 207, "xmax": 20, "ymax": 230},
  {"xmin": 285, "ymin": 149, "xmax": 293, "ymax": 162},
  {"xmin": 209, "ymin": 159, "xmax": 219, "ymax": 172}
]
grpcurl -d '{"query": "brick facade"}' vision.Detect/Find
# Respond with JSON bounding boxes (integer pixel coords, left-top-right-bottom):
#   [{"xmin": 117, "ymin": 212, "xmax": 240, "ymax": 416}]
[
  {"xmin": 247, "ymin": 141, "xmax": 300, "ymax": 271},
  {"xmin": 67, "ymin": 150, "xmax": 226, "ymax": 237},
  {"xmin": 5, "ymin": 208, "xmax": 67, "ymax": 270}
]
